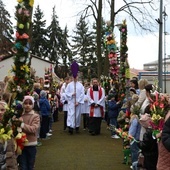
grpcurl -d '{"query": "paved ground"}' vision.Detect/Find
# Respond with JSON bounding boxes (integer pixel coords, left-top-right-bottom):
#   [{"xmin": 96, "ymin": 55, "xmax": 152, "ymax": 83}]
[{"xmin": 35, "ymin": 112, "xmax": 131, "ymax": 170}]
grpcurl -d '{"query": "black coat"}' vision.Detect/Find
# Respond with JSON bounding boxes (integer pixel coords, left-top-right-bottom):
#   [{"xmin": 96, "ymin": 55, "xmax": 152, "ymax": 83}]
[
  {"xmin": 138, "ymin": 128, "xmax": 158, "ymax": 170},
  {"xmin": 162, "ymin": 116, "xmax": 170, "ymax": 152}
]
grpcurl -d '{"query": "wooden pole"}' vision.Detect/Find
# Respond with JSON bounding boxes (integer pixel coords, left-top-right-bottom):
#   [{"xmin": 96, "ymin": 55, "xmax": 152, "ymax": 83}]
[{"xmin": 74, "ymin": 80, "xmax": 76, "ymax": 129}]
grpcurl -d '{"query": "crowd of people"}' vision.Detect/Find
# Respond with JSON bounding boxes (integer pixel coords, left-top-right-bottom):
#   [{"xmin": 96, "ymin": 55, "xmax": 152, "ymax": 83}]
[
  {"xmin": 106, "ymin": 78, "xmax": 170, "ymax": 170},
  {"xmin": 0, "ymin": 74, "xmax": 170, "ymax": 170}
]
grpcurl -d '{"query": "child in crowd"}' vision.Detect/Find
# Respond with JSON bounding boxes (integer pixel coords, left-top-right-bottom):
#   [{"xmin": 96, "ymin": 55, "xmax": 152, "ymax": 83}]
[
  {"xmin": 0, "ymin": 101, "xmax": 18, "ymax": 170},
  {"xmin": 108, "ymin": 93, "xmax": 122, "ymax": 139},
  {"xmin": 117, "ymin": 98, "xmax": 128, "ymax": 129},
  {"xmin": 128, "ymin": 103, "xmax": 141, "ymax": 169},
  {"xmin": 117, "ymin": 98, "xmax": 131, "ymax": 165},
  {"xmin": 137, "ymin": 113, "xmax": 158, "ymax": 170},
  {"xmin": 18, "ymin": 96, "xmax": 40, "ymax": 170},
  {"xmin": 39, "ymin": 90, "xmax": 51, "ymax": 139},
  {"xmin": 81, "ymin": 83, "xmax": 90, "ymax": 130},
  {"xmin": 105, "ymin": 95, "xmax": 110, "ymax": 130}
]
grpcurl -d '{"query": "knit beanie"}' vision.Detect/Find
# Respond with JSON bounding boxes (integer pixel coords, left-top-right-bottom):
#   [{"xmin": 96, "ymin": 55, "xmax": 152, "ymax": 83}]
[
  {"xmin": 129, "ymin": 87, "xmax": 136, "ymax": 94},
  {"xmin": 139, "ymin": 113, "xmax": 152, "ymax": 128},
  {"xmin": 23, "ymin": 96, "xmax": 34, "ymax": 105},
  {"xmin": 40, "ymin": 90, "xmax": 47, "ymax": 98},
  {"xmin": 32, "ymin": 92, "xmax": 39, "ymax": 100}
]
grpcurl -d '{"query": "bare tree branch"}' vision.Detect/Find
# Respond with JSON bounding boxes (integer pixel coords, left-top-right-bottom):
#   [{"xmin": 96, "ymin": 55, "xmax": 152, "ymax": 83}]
[{"xmin": 113, "ymin": 0, "xmax": 158, "ymax": 33}]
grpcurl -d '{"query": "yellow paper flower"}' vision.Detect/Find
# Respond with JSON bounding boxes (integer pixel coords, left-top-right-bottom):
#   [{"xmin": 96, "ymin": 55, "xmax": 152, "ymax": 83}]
[
  {"xmin": 17, "ymin": 0, "xmax": 23, "ymax": 3},
  {"xmin": 15, "ymin": 132, "xmax": 22, "ymax": 139},
  {"xmin": 0, "ymin": 128, "xmax": 5, "ymax": 134},
  {"xmin": 20, "ymin": 66, "xmax": 24, "ymax": 71},
  {"xmin": 20, "ymin": 65, "xmax": 30, "ymax": 73},
  {"xmin": 29, "ymin": 0, "xmax": 34, "ymax": 7},
  {"xmin": 1, "ymin": 134, "xmax": 11, "ymax": 140},
  {"xmin": 7, "ymin": 130, "xmax": 13, "ymax": 136},
  {"xmin": 125, "ymin": 68, "xmax": 130, "ymax": 79},
  {"xmin": 24, "ymin": 65, "xmax": 30, "ymax": 73},
  {"xmin": 12, "ymin": 65, "xmax": 16, "ymax": 71}
]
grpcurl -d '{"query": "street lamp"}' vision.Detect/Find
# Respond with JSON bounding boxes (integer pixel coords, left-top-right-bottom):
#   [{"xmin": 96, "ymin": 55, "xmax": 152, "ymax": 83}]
[
  {"xmin": 163, "ymin": 6, "xmax": 168, "ymax": 93},
  {"xmin": 157, "ymin": 0, "xmax": 163, "ymax": 91}
]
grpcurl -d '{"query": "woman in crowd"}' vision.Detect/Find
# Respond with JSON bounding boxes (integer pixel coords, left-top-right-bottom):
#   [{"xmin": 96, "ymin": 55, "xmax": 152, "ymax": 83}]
[
  {"xmin": 130, "ymin": 79, "xmax": 140, "ymax": 95},
  {"xmin": 157, "ymin": 95, "xmax": 170, "ymax": 170}
]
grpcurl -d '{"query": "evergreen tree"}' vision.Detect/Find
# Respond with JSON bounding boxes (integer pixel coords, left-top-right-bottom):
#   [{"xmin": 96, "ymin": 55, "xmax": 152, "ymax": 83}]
[
  {"xmin": 31, "ymin": 5, "xmax": 48, "ymax": 58},
  {"xmin": 71, "ymin": 15, "xmax": 96, "ymax": 80},
  {"xmin": 47, "ymin": 6, "xmax": 63, "ymax": 64},
  {"xmin": 58, "ymin": 26, "xmax": 73, "ymax": 78},
  {"xmin": 0, "ymin": 0, "xmax": 14, "ymax": 55}
]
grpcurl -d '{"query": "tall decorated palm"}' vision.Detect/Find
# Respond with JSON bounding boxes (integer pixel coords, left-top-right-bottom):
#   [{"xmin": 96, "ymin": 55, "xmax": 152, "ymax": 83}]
[
  {"xmin": 119, "ymin": 20, "xmax": 130, "ymax": 97},
  {"xmin": 104, "ymin": 21, "xmax": 119, "ymax": 95},
  {"xmin": 1, "ymin": 0, "xmax": 35, "ymax": 155},
  {"xmin": 9, "ymin": 0, "xmax": 34, "ymax": 102}
]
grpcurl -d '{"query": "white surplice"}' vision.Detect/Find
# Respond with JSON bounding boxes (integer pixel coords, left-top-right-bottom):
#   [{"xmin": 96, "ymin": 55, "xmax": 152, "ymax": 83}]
[
  {"xmin": 65, "ymin": 81, "xmax": 84, "ymax": 128},
  {"xmin": 87, "ymin": 87, "xmax": 105, "ymax": 117},
  {"xmin": 60, "ymin": 93, "xmax": 68, "ymax": 112},
  {"xmin": 60, "ymin": 83, "xmax": 68, "ymax": 112},
  {"xmin": 81, "ymin": 94, "xmax": 89, "ymax": 114},
  {"xmin": 60, "ymin": 82, "xmax": 67, "ymax": 95}
]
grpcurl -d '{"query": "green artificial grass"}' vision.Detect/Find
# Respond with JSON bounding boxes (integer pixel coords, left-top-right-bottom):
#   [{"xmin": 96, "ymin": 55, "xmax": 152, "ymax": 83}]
[{"xmin": 35, "ymin": 113, "xmax": 131, "ymax": 170}]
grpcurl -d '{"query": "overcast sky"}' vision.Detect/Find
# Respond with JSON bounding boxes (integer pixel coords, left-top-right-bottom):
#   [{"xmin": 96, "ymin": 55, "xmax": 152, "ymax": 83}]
[{"xmin": 3, "ymin": 0, "xmax": 170, "ymax": 70}]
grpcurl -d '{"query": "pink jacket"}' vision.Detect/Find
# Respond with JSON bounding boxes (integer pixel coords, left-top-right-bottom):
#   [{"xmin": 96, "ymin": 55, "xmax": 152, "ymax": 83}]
[{"xmin": 21, "ymin": 110, "xmax": 40, "ymax": 146}]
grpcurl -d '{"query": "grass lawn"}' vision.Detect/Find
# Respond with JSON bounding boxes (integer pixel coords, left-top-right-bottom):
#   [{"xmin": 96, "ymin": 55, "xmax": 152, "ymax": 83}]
[{"xmin": 35, "ymin": 113, "xmax": 131, "ymax": 170}]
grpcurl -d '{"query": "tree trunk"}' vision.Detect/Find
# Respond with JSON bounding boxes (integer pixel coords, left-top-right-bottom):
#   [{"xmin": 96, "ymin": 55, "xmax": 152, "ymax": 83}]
[
  {"xmin": 96, "ymin": 0, "xmax": 102, "ymax": 78},
  {"xmin": 111, "ymin": 0, "xmax": 115, "ymax": 27},
  {"xmin": 103, "ymin": 51, "xmax": 109, "ymax": 76}
]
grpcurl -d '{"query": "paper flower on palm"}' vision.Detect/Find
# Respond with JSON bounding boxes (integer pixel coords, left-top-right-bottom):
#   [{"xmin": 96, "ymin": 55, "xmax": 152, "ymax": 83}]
[
  {"xmin": 15, "ymin": 132, "xmax": 28, "ymax": 155},
  {"xmin": 29, "ymin": 0, "xmax": 34, "ymax": 7},
  {"xmin": 0, "ymin": 126, "xmax": 13, "ymax": 141}
]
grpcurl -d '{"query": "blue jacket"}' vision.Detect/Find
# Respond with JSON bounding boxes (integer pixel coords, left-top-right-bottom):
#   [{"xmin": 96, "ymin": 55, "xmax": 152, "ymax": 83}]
[
  {"xmin": 39, "ymin": 97, "xmax": 51, "ymax": 116},
  {"xmin": 129, "ymin": 117, "xmax": 141, "ymax": 140},
  {"xmin": 108, "ymin": 100, "xmax": 121, "ymax": 118}
]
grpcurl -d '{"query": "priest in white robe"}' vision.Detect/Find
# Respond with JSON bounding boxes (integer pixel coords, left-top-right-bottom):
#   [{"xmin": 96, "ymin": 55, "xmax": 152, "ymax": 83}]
[
  {"xmin": 87, "ymin": 78, "xmax": 105, "ymax": 135},
  {"xmin": 65, "ymin": 76, "xmax": 84, "ymax": 134}
]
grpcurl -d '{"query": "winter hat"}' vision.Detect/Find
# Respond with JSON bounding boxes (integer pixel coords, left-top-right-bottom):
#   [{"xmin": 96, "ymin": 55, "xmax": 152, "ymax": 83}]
[
  {"xmin": 139, "ymin": 113, "xmax": 152, "ymax": 128},
  {"xmin": 129, "ymin": 87, "xmax": 136, "ymax": 94},
  {"xmin": 40, "ymin": 90, "xmax": 47, "ymax": 97},
  {"xmin": 23, "ymin": 96, "xmax": 34, "ymax": 105},
  {"xmin": 32, "ymin": 92, "xmax": 39, "ymax": 100},
  {"xmin": 108, "ymin": 93, "xmax": 115, "ymax": 100}
]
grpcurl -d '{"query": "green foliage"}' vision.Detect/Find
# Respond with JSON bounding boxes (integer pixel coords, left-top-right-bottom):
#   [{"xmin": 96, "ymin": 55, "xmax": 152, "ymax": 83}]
[
  {"xmin": 0, "ymin": 0, "xmax": 14, "ymax": 55},
  {"xmin": 71, "ymin": 15, "xmax": 97, "ymax": 80},
  {"xmin": 46, "ymin": 6, "xmax": 62, "ymax": 63},
  {"xmin": 56, "ymin": 26, "xmax": 73, "ymax": 78},
  {"xmin": 131, "ymin": 105, "xmax": 141, "ymax": 115},
  {"xmin": 31, "ymin": 5, "xmax": 48, "ymax": 58}
]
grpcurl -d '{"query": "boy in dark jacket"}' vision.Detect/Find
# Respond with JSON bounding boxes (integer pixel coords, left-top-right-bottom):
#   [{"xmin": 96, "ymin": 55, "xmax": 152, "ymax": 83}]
[
  {"xmin": 108, "ymin": 93, "xmax": 122, "ymax": 139},
  {"xmin": 39, "ymin": 90, "xmax": 51, "ymax": 139}
]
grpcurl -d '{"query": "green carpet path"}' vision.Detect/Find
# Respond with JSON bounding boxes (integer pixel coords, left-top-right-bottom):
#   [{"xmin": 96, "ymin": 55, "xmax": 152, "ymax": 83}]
[{"xmin": 35, "ymin": 112, "xmax": 131, "ymax": 170}]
